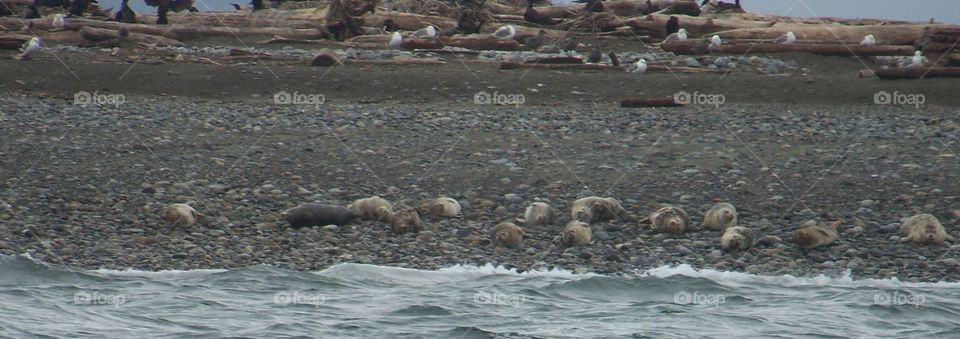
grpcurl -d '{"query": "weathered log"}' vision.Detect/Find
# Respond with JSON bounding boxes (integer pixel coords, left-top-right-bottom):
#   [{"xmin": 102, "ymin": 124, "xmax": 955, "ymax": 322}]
[
  {"xmin": 622, "ymin": 14, "xmax": 773, "ymax": 38},
  {"xmin": 0, "ymin": 17, "xmax": 329, "ymax": 41},
  {"xmin": 947, "ymin": 53, "xmax": 960, "ymax": 66},
  {"xmin": 0, "ymin": 34, "xmax": 29, "ymax": 50},
  {"xmin": 653, "ymin": 0, "xmax": 700, "ymax": 16},
  {"xmin": 621, "ymin": 97, "xmax": 684, "ymax": 107},
  {"xmin": 661, "ymin": 40, "xmax": 917, "ymax": 56},
  {"xmin": 79, "ymin": 26, "xmax": 183, "ymax": 46},
  {"xmin": 713, "ymin": 24, "xmax": 957, "ymax": 46},
  {"xmin": 875, "ymin": 67, "xmax": 960, "ymax": 79},
  {"xmin": 346, "ymin": 58, "xmax": 446, "ymax": 65},
  {"xmin": 365, "ymin": 12, "xmax": 457, "ymax": 32},
  {"xmin": 523, "ymin": 56, "xmax": 583, "ymax": 64},
  {"xmin": 500, "ymin": 62, "xmax": 714, "ymax": 73},
  {"xmin": 401, "ymin": 35, "xmax": 521, "ymax": 51}
]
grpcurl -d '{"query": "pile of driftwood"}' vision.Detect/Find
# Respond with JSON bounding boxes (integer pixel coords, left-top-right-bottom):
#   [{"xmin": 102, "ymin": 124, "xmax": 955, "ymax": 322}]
[{"xmin": 1, "ymin": 0, "xmax": 958, "ymax": 78}]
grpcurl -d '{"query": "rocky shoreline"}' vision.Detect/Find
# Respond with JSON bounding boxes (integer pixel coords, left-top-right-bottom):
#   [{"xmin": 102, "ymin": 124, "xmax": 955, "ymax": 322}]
[{"xmin": 1, "ymin": 95, "xmax": 959, "ymax": 282}]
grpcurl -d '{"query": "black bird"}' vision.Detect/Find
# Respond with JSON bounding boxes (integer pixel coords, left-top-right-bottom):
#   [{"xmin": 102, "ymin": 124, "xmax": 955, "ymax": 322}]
[
  {"xmin": 608, "ymin": 52, "xmax": 619, "ymax": 67},
  {"xmin": 524, "ymin": 29, "xmax": 547, "ymax": 50},
  {"xmin": 144, "ymin": 0, "xmax": 194, "ymax": 25},
  {"xmin": 231, "ymin": 3, "xmax": 244, "ymax": 10},
  {"xmin": 586, "ymin": 46, "xmax": 601, "ymax": 63},
  {"xmin": 24, "ymin": 4, "xmax": 41, "ymax": 18},
  {"xmin": 382, "ymin": 19, "xmax": 399, "ymax": 32},
  {"xmin": 560, "ymin": 37, "xmax": 578, "ymax": 52},
  {"xmin": 456, "ymin": 12, "xmax": 482, "ymax": 34},
  {"xmin": 524, "ymin": 0, "xmax": 559, "ymax": 25},
  {"xmin": 68, "ymin": 0, "xmax": 93, "ymax": 16},
  {"xmin": 115, "ymin": 0, "xmax": 136, "ymax": 23},
  {"xmin": 251, "ymin": 0, "xmax": 265, "ymax": 10},
  {"xmin": 665, "ymin": 16, "xmax": 679, "ymax": 35}
]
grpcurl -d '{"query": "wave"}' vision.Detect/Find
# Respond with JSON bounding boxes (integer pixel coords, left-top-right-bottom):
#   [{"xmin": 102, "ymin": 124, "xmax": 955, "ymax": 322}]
[{"xmin": 642, "ymin": 264, "xmax": 960, "ymax": 289}]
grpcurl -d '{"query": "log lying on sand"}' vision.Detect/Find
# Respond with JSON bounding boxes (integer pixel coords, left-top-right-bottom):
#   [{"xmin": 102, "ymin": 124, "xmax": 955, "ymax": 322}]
[
  {"xmin": 401, "ymin": 35, "xmax": 521, "ymax": 51},
  {"xmin": 661, "ymin": 40, "xmax": 917, "ymax": 56},
  {"xmin": 875, "ymin": 67, "xmax": 960, "ymax": 79},
  {"xmin": 713, "ymin": 24, "xmax": 956, "ymax": 46},
  {"xmin": 0, "ymin": 34, "xmax": 29, "ymax": 50},
  {"xmin": 0, "ymin": 17, "xmax": 329, "ymax": 41},
  {"xmin": 622, "ymin": 14, "xmax": 773, "ymax": 38},
  {"xmin": 621, "ymin": 97, "xmax": 684, "ymax": 107},
  {"xmin": 500, "ymin": 62, "xmax": 716, "ymax": 73},
  {"xmin": 79, "ymin": 26, "xmax": 183, "ymax": 46},
  {"xmin": 492, "ymin": 0, "xmax": 699, "ymax": 18}
]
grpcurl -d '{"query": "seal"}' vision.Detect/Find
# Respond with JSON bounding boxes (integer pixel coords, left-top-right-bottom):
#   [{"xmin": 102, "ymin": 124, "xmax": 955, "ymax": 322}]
[
  {"xmin": 161, "ymin": 203, "xmax": 202, "ymax": 233},
  {"xmin": 571, "ymin": 197, "xmax": 625, "ymax": 223},
  {"xmin": 347, "ymin": 196, "xmax": 394, "ymax": 222},
  {"xmin": 649, "ymin": 206, "xmax": 690, "ymax": 234},
  {"xmin": 561, "ymin": 220, "xmax": 592, "ymax": 247},
  {"xmin": 421, "ymin": 197, "xmax": 461, "ymax": 219},
  {"xmin": 281, "ymin": 203, "xmax": 353, "ymax": 228},
  {"xmin": 519, "ymin": 202, "xmax": 556, "ymax": 227},
  {"xmin": 720, "ymin": 226, "xmax": 754, "ymax": 251},
  {"xmin": 391, "ymin": 207, "xmax": 422, "ymax": 234},
  {"xmin": 792, "ymin": 219, "xmax": 840, "ymax": 249},
  {"xmin": 491, "ymin": 222, "xmax": 524, "ymax": 248},
  {"xmin": 900, "ymin": 214, "xmax": 954, "ymax": 246},
  {"xmin": 702, "ymin": 202, "xmax": 737, "ymax": 231}
]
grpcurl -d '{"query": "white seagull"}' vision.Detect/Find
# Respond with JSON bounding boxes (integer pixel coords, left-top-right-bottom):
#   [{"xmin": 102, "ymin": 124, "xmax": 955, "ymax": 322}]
[
  {"xmin": 904, "ymin": 51, "xmax": 925, "ymax": 68},
  {"xmin": 388, "ymin": 31, "xmax": 403, "ymax": 48},
  {"xmin": 18, "ymin": 37, "xmax": 41, "ymax": 60},
  {"xmin": 663, "ymin": 28, "xmax": 688, "ymax": 43},
  {"xmin": 774, "ymin": 31, "xmax": 796, "ymax": 44},
  {"xmin": 492, "ymin": 25, "xmax": 516, "ymax": 39},
  {"xmin": 411, "ymin": 25, "xmax": 438, "ymax": 39},
  {"xmin": 859, "ymin": 34, "xmax": 876, "ymax": 46},
  {"xmin": 709, "ymin": 34, "xmax": 722, "ymax": 51},
  {"xmin": 627, "ymin": 59, "xmax": 647, "ymax": 74},
  {"xmin": 52, "ymin": 14, "xmax": 65, "ymax": 29}
]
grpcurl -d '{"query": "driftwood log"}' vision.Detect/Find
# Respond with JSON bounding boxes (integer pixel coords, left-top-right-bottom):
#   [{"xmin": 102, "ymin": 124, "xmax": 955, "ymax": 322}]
[
  {"xmin": 875, "ymin": 67, "xmax": 960, "ymax": 79},
  {"xmin": 661, "ymin": 40, "xmax": 917, "ymax": 56},
  {"xmin": 621, "ymin": 97, "xmax": 684, "ymax": 107}
]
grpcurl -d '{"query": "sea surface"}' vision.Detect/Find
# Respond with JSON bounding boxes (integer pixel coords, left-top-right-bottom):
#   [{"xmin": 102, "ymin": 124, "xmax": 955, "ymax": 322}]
[{"xmin": 1, "ymin": 254, "xmax": 959, "ymax": 338}]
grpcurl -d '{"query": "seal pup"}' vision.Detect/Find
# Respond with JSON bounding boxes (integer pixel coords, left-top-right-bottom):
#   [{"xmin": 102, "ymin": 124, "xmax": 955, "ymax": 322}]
[
  {"xmin": 774, "ymin": 31, "xmax": 796, "ymax": 44},
  {"xmin": 347, "ymin": 196, "xmax": 394, "ymax": 222},
  {"xmin": 388, "ymin": 31, "xmax": 402, "ymax": 49},
  {"xmin": 524, "ymin": 30, "xmax": 547, "ymax": 50},
  {"xmin": 561, "ymin": 221, "xmax": 592, "ymax": 247},
  {"xmin": 519, "ymin": 202, "xmax": 557, "ymax": 227},
  {"xmin": 627, "ymin": 59, "xmax": 647, "ymax": 74},
  {"xmin": 859, "ymin": 34, "xmax": 876, "ymax": 46},
  {"xmin": 492, "ymin": 222, "xmax": 524, "ymax": 248},
  {"xmin": 161, "ymin": 203, "xmax": 202, "ymax": 234},
  {"xmin": 18, "ymin": 37, "xmax": 41, "ymax": 61},
  {"xmin": 900, "ymin": 214, "xmax": 953, "ymax": 246},
  {"xmin": 586, "ymin": 46, "xmax": 602, "ymax": 64},
  {"xmin": 570, "ymin": 196, "xmax": 624, "ymax": 223},
  {"xmin": 281, "ymin": 203, "xmax": 353, "ymax": 228},
  {"xmin": 720, "ymin": 226, "xmax": 753, "ymax": 252},
  {"xmin": 492, "ymin": 25, "xmax": 516, "ymax": 39},
  {"xmin": 648, "ymin": 206, "xmax": 690, "ymax": 234},
  {"xmin": 421, "ymin": 197, "xmax": 461, "ymax": 219},
  {"xmin": 792, "ymin": 219, "xmax": 841, "ymax": 249},
  {"xmin": 663, "ymin": 28, "xmax": 688, "ymax": 43},
  {"xmin": 391, "ymin": 207, "xmax": 422, "ymax": 234},
  {"xmin": 702, "ymin": 202, "xmax": 737, "ymax": 231}
]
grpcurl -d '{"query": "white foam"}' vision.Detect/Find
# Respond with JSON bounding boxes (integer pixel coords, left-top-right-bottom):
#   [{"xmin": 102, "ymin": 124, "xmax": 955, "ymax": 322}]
[
  {"xmin": 642, "ymin": 264, "xmax": 960, "ymax": 289},
  {"xmin": 316, "ymin": 263, "xmax": 597, "ymax": 284},
  {"xmin": 436, "ymin": 263, "xmax": 599, "ymax": 278},
  {"xmin": 91, "ymin": 268, "xmax": 228, "ymax": 279}
]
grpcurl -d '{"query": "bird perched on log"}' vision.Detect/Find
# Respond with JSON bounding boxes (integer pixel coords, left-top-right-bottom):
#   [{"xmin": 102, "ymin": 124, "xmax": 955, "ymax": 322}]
[
  {"xmin": 576, "ymin": 0, "xmax": 605, "ymax": 12},
  {"xmin": 382, "ymin": 19, "xmax": 399, "ymax": 32},
  {"xmin": 412, "ymin": 25, "xmax": 439, "ymax": 39},
  {"xmin": 492, "ymin": 25, "xmax": 516, "ymax": 39},
  {"xmin": 860, "ymin": 34, "xmax": 876, "ymax": 46},
  {"xmin": 524, "ymin": 29, "xmax": 547, "ymax": 50},
  {"xmin": 18, "ymin": 37, "xmax": 41, "ymax": 60},
  {"xmin": 388, "ymin": 31, "xmax": 402, "ymax": 49},
  {"xmin": 774, "ymin": 31, "xmax": 796, "ymax": 44},
  {"xmin": 627, "ymin": 59, "xmax": 647, "ymax": 74},
  {"xmin": 524, "ymin": 0, "xmax": 560, "ymax": 25},
  {"xmin": 665, "ymin": 16, "xmax": 679, "ymax": 35},
  {"xmin": 144, "ymin": 0, "xmax": 196, "ymax": 25},
  {"xmin": 115, "ymin": 0, "xmax": 136, "ymax": 23},
  {"xmin": 663, "ymin": 28, "xmax": 688, "ymax": 43}
]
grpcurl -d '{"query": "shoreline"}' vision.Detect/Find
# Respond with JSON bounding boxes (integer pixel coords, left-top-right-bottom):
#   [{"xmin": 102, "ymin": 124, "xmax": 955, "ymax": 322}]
[{"xmin": 1, "ymin": 92, "xmax": 958, "ymax": 282}]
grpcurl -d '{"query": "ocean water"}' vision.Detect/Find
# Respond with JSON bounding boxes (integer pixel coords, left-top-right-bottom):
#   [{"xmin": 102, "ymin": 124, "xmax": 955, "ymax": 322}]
[{"xmin": 1, "ymin": 255, "xmax": 960, "ymax": 338}]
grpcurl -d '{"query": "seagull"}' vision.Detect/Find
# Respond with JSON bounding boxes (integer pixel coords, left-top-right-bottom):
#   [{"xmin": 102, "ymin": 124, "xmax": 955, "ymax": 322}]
[
  {"xmin": 860, "ymin": 34, "xmax": 876, "ymax": 46},
  {"xmin": 524, "ymin": 29, "xmax": 547, "ymax": 50},
  {"xmin": 388, "ymin": 31, "xmax": 402, "ymax": 48},
  {"xmin": 18, "ymin": 37, "xmax": 41, "ymax": 61},
  {"xmin": 411, "ymin": 25, "xmax": 438, "ymax": 39},
  {"xmin": 627, "ymin": 59, "xmax": 647, "ymax": 74},
  {"xmin": 663, "ymin": 28, "xmax": 688, "ymax": 43},
  {"xmin": 492, "ymin": 25, "xmax": 516, "ymax": 39},
  {"xmin": 709, "ymin": 34, "xmax": 722, "ymax": 51},
  {"xmin": 774, "ymin": 31, "xmax": 796, "ymax": 44},
  {"xmin": 904, "ymin": 51, "xmax": 925, "ymax": 68},
  {"xmin": 52, "ymin": 14, "xmax": 65, "ymax": 29}
]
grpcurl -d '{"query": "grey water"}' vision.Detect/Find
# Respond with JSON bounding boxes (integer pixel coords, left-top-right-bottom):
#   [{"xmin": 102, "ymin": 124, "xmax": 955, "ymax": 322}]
[{"xmin": 1, "ymin": 254, "xmax": 959, "ymax": 338}]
